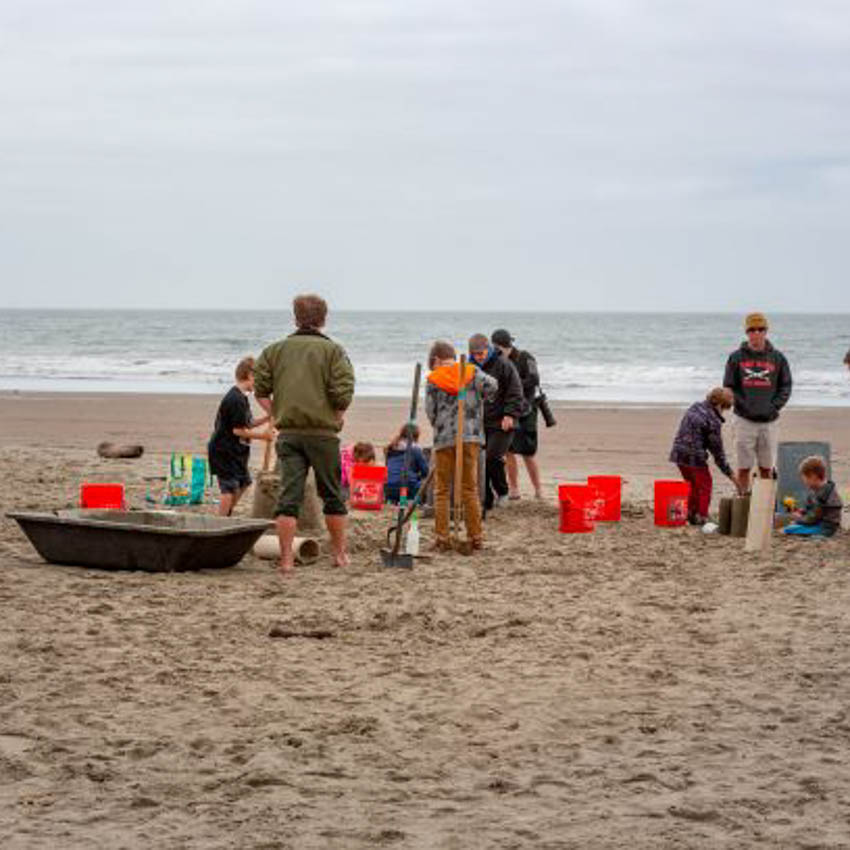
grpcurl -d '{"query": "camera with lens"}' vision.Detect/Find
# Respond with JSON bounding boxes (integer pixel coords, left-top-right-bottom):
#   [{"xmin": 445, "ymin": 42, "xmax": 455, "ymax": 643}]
[{"xmin": 535, "ymin": 390, "xmax": 556, "ymax": 428}]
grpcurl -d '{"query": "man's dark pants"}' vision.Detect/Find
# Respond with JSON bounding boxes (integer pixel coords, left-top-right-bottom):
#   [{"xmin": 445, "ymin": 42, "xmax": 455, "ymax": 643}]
[
  {"xmin": 275, "ymin": 433, "xmax": 347, "ymax": 517},
  {"xmin": 484, "ymin": 428, "xmax": 514, "ymax": 510}
]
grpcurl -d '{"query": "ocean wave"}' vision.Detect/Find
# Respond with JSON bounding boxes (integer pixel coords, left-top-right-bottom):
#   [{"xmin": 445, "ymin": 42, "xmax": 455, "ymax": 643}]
[{"xmin": 2, "ymin": 309, "xmax": 849, "ymax": 404}]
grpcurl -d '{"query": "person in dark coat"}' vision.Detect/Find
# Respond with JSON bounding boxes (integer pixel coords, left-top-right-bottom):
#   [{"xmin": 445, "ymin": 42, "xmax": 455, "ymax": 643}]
[
  {"xmin": 491, "ymin": 328, "xmax": 543, "ymax": 499},
  {"xmin": 669, "ymin": 387, "xmax": 739, "ymax": 524},
  {"xmin": 468, "ymin": 333, "xmax": 524, "ymax": 510}
]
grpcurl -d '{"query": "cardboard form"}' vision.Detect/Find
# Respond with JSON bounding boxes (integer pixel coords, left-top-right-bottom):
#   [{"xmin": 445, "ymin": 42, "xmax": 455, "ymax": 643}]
[{"xmin": 745, "ymin": 477, "xmax": 778, "ymax": 553}]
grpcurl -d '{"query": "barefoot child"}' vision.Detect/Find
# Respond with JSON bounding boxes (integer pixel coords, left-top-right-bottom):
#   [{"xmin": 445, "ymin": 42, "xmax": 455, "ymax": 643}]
[
  {"xmin": 425, "ymin": 340, "xmax": 497, "ymax": 550},
  {"xmin": 207, "ymin": 357, "xmax": 272, "ymax": 516},
  {"xmin": 783, "ymin": 456, "xmax": 842, "ymax": 537}
]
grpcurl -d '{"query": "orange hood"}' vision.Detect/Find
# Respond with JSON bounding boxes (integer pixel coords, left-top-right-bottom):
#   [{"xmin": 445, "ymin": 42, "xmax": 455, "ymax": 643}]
[{"xmin": 427, "ymin": 363, "xmax": 475, "ymax": 396}]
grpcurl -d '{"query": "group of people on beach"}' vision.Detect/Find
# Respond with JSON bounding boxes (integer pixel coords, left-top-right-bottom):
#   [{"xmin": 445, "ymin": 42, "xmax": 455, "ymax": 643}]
[
  {"xmin": 670, "ymin": 310, "xmax": 843, "ymax": 536},
  {"xmin": 206, "ymin": 294, "xmax": 548, "ymax": 574},
  {"xmin": 207, "ymin": 297, "xmax": 844, "ymax": 576}
]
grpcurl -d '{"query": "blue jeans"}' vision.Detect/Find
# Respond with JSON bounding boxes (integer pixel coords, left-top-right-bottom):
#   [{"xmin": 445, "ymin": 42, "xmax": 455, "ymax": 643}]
[
  {"xmin": 385, "ymin": 482, "xmax": 420, "ymax": 504},
  {"xmin": 783, "ymin": 522, "xmax": 826, "ymax": 537}
]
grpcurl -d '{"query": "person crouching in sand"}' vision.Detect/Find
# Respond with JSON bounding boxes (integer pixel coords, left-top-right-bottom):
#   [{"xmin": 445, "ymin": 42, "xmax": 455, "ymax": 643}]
[
  {"xmin": 425, "ymin": 340, "xmax": 497, "ymax": 551},
  {"xmin": 384, "ymin": 426, "xmax": 429, "ymax": 504},
  {"xmin": 783, "ymin": 456, "xmax": 842, "ymax": 537},
  {"xmin": 669, "ymin": 387, "xmax": 739, "ymax": 525}
]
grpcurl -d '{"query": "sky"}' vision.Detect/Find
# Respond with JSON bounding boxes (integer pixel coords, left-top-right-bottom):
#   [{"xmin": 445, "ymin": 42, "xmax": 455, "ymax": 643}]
[{"xmin": 1, "ymin": 0, "xmax": 849, "ymax": 312}]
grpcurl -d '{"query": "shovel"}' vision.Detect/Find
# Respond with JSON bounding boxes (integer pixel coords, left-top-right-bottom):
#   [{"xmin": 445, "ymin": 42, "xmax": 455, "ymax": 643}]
[
  {"xmin": 381, "ymin": 363, "xmax": 422, "ymax": 569},
  {"xmin": 452, "ymin": 355, "xmax": 473, "ymax": 555}
]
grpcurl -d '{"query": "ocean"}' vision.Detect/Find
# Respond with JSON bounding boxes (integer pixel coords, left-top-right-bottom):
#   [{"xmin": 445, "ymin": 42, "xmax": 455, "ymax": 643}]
[{"xmin": 1, "ymin": 310, "xmax": 848, "ymax": 406}]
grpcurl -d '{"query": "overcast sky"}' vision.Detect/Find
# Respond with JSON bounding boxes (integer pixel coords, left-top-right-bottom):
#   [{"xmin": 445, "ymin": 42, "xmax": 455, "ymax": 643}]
[{"xmin": 1, "ymin": 0, "xmax": 848, "ymax": 311}]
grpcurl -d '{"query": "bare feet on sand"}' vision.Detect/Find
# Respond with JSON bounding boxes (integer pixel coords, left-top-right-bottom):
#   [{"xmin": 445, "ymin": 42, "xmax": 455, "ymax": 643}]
[
  {"xmin": 278, "ymin": 558, "xmax": 295, "ymax": 578},
  {"xmin": 332, "ymin": 551, "xmax": 350, "ymax": 568}
]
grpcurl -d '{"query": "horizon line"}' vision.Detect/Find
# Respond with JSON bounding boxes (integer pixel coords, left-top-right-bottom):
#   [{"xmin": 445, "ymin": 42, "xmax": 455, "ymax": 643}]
[{"xmin": 3, "ymin": 307, "xmax": 850, "ymax": 317}]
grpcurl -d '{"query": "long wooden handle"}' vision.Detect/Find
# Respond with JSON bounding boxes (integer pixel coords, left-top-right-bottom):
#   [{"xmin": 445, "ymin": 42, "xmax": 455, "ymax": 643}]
[
  {"xmin": 453, "ymin": 356, "xmax": 466, "ymax": 537},
  {"xmin": 261, "ymin": 427, "xmax": 274, "ymax": 472}
]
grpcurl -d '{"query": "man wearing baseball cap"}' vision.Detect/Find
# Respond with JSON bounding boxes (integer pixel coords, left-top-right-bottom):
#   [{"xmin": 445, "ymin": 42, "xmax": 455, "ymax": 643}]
[
  {"xmin": 491, "ymin": 328, "xmax": 543, "ymax": 499},
  {"xmin": 723, "ymin": 312, "xmax": 792, "ymax": 493}
]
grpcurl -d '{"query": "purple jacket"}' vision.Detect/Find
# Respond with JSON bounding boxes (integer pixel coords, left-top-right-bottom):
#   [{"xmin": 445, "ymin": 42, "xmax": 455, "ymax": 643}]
[{"xmin": 669, "ymin": 401, "xmax": 733, "ymax": 476}]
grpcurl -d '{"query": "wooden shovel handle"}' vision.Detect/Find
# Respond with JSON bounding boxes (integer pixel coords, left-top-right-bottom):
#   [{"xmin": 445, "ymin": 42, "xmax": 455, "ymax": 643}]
[
  {"xmin": 261, "ymin": 426, "xmax": 274, "ymax": 472},
  {"xmin": 453, "ymin": 356, "xmax": 466, "ymax": 536}
]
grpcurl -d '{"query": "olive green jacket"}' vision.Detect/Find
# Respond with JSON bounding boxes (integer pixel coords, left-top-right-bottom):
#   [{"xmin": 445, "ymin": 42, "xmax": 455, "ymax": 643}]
[{"xmin": 254, "ymin": 330, "xmax": 355, "ymax": 436}]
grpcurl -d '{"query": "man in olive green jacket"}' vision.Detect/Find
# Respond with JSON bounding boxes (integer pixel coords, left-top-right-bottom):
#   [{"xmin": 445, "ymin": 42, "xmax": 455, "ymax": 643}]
[{"xmin": 254, "ymin": 294, "xmax": 355, "ymax": 575}]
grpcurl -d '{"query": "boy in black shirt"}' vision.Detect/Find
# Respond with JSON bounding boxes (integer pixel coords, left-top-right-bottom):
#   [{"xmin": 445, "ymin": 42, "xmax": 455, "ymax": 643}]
[{"xmin": 208, "ymin": 357, "xmax": 272, "ymax": 516}]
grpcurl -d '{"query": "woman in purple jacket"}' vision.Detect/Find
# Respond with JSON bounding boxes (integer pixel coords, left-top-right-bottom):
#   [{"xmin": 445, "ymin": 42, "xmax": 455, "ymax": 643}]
[{"xmin": 669, "ymin": 387, "xmax": 740, "ymax": 524}]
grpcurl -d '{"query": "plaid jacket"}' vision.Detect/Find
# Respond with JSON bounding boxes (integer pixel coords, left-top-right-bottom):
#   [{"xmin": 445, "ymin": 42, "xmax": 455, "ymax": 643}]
[
  {"xmin": 425, "ymin": 367, "xmax": 497, "ymax": 450},
  {"xmin": 669, "ymin": 401, "xmax": 733, "ymax": 477}
]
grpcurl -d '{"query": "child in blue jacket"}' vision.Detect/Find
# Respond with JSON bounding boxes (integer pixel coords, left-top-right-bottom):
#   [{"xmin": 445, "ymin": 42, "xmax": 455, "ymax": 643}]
[{"xmin": 384, "ymin": 424, "xmax": 429, "ymax": 503}]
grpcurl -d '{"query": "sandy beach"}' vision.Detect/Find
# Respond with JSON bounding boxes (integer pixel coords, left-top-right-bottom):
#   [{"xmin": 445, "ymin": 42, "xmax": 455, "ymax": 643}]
[{"xmin": 2, "ymin": 393, "xmax": 849, "ymax": 848}]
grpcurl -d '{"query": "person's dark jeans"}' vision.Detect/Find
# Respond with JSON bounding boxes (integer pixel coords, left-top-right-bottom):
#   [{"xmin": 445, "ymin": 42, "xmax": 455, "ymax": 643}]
[
  {"xmin": 385, "ymin": 482, "xmax": 420, "ymax": 504},
  {"xmin": 275, "ymin": 433, "xmax": 346, "ymax": 517},
  {"xmin": 484, "ymin": 428, "xmax": 514, "ymax": 509},
  {"xmin": 677, "ymin": 463, "xmax": 712, "ymax": 519}
]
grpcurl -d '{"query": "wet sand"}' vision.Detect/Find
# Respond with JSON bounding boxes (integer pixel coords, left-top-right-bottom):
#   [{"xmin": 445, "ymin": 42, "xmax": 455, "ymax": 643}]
[{"xmin": 1, "ymin": 393, "xmax": 849, "ymax": 848}]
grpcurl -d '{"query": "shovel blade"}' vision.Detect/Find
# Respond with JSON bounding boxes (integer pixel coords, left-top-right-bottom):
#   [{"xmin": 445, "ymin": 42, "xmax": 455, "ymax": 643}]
[{"xmin": 380, "ymin": 548, "xmax": 414, "ymax": 569}]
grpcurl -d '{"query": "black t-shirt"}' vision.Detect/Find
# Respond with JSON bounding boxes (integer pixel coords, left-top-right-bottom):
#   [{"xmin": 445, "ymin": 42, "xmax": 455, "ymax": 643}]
[{"xmin": 207, "ymin": 386, "xmax": 252, "ymax": 478}]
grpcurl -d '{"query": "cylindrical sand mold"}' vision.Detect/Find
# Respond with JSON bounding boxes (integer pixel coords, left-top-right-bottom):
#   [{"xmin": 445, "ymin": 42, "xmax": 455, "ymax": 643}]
[
  {"xmin": 730, "ymin": 494, "xmax": 751, "ymax": 538},
  {"xmin": 252, "ymin": 534, "xmax": 321, "ymax": 565},
  {"xmin": 251, "ymin": 469, "xmax": 323, "ymax": 535},
  {"xmin": 251, "ymin": 471, "xmax": 279, "ymax": 519},
  {"xmin": 587, "ymin": 475, "xmax": 622, "ymax": 521},
  {"xmin": 654, "ymin": 480, "xmax": 690, "ymax": 526},
  {"xmin": 718, "ymin": 497, "xmax": 733, "ymax": 535},
  {"xmin": 558, "ymin": 484, "xmax": 595, "ymax": 533}
]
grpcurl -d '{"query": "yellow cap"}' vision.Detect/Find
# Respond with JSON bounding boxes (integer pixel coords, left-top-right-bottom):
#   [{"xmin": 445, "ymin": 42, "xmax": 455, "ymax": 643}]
[{"xmin": 744, "ymin": 312, "xmax": 768, "ymax": 330}]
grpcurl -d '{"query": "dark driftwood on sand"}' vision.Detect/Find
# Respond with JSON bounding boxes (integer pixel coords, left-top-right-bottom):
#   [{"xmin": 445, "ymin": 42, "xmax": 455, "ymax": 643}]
[
  {"xmin": 268, "ymin": 625, "xmax": 336, "ymax": 640},
  {"xmin": 97, "ymin": 442, "xmax": 144, "ymax": 459},
  {"xmin": 470, "ymin": 617, "xmax": 530, "ymax": 638}
]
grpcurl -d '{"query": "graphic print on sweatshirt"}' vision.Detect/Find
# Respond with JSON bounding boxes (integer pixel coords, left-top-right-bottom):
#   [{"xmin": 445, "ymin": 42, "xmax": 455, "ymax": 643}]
[{"xmin": 739, "ymin": 359, "xmax": 776, "ymax": 388}]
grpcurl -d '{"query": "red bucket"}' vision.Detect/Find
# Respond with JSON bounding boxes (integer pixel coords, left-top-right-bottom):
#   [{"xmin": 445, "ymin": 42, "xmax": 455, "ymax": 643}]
[
  {"xmin": 587, "ymin": 475, "xmax": 621, "ymax": 521},
  {"xmin": 80, "ymin": 482, "xmax": 125, "ymax": 510},
  {"xmin": 654, "ymin": 480, "xmax": 690, "ymax": 526},
  {"xmin": 350, "ymin": 464, "xmax": 388, "ymax": 511},
  {"xmin": 558, "ymin": 484, "xmax": 596, "ymax": 533}
]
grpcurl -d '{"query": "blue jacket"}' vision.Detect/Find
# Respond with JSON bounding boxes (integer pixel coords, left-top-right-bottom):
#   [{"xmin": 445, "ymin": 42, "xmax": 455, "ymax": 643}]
[{"xmin": 386, "ymin": 443, "xmax": 429, "ymax": 488}]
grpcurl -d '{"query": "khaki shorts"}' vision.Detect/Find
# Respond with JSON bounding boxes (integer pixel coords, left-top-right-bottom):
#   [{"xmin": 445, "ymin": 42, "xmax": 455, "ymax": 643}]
[{"xmin": 734, "ymin": 415, "xmax": 778, "ymax": 470}]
